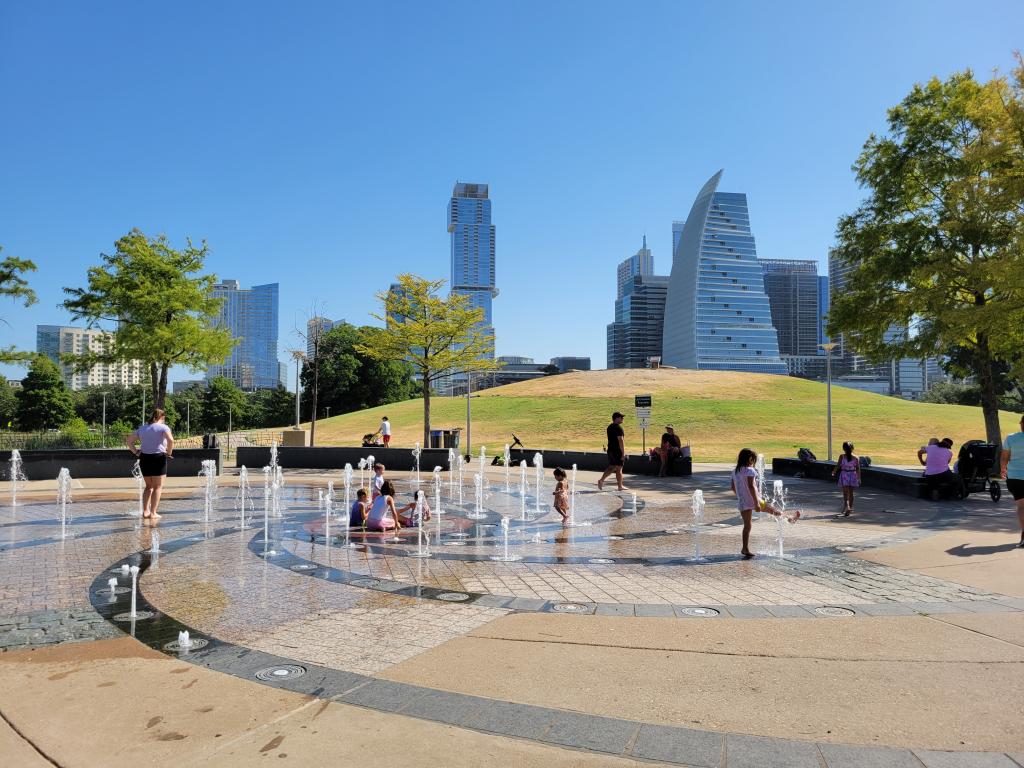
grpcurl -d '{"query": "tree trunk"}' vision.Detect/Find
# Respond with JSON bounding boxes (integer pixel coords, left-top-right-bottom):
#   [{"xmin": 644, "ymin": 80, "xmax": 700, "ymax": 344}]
[
  {"xmin": 422, "ymin": 373, "xmax": 431, "ymax": 447},
  {"xmin": 149, "ymin": 362, "xmax": 159, "ymax": 415},
  {"xmin": 975, "ymin": 335, "xmax": 1003, "ymax": 446},
  {"xmin": 156, "ymin": 363, "xmax": 168, "ymax": 409}
]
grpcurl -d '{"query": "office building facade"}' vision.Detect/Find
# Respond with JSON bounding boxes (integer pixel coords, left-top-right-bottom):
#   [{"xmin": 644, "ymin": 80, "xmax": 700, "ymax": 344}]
[
  {"xmin": 306, "ymin": 316, "xmax": 341, "ymax": 359},
  {"xmin": 662, "ymin": 171, "xmax": 786, "ymax": 374},
  {"xmin": 206, "ymin": 280, "xmax": 281, "ymax": 390},
  {"xmin": 607, "ymin": 274, "xmax": 670, "ymax": 369},
  {"xmin": 550, "ymin": 356, "xmax": 591, "ymax": 372},
  {"xmin": 617, "ymin": 236, "xmax": 654, "ymax": 299},
  {"xmin": 36, "ymin": 325, "xmax": 144, "ymax": 391},
  {"xmin": 448, "ymin": 182, "xmax": 497, "ymax": 355},
  {"xmin": 759, "ymin": 258, "xmax": 821, "ymax": 357}
]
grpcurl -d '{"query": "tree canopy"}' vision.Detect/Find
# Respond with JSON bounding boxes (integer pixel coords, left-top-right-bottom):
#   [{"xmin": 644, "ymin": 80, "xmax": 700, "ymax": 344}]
[
  {"xmin": 200, "ymin": 377, "xmax": 248, "ymax": 432},
  {"xmin": 0, "ymin": 246, "xmax": 38, "ymax": 364},
  {"xmin": 62, "ymin": 230, "xmax": 234, "ymax": 409},
  {"xmin": 15, "ymin": 356, "xmax": 75, "ymax": 430},
  {"xmin": 828, "ymin": 62, "xmax": 1024, "ymax": 444},
  {"xmin": 357, "ymin": 274, "xmax": 499, "ymax": 443}
]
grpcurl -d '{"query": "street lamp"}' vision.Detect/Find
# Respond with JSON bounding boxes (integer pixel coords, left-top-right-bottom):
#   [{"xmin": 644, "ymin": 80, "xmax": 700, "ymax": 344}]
[
  {"xmin": 326, "ymin": 406, "xmax": 331, "ymax": 419},
  {"xmin": 101, "ymin": 391, "xmax": 107, "ymax": 448},
  {"xmin": 465, "ymin": 373, "xmax": 480, "ymax": 458},
  {"xmin": 289, "ymin": 350, "xmax": 305, "ymax": 430},
  {"xmin": 820, "ymin": 343, "xmax": 838, "ymax": 461}
]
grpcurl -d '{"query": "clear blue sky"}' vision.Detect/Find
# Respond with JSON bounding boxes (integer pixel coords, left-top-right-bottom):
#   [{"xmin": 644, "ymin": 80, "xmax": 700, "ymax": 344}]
[{"xmin": 2, "ymin": 1, "xmax": 1021, "ymax": 384}]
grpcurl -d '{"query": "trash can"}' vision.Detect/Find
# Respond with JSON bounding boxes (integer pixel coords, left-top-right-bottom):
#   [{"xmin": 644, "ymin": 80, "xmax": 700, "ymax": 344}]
[
  {"xmin": 202, "ymin": 433, "xmax": 219, "ymax": 450},
  {"xmin": 442, "ymin": 428, "xmax": 461, "ymax": 449},
  {"xmin": 429, "ymin": 430, "xmax": 443, "ymax": 449}
]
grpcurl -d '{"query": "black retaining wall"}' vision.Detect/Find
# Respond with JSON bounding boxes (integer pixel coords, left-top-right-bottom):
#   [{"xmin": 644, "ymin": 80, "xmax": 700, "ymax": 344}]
[
  {"xmin": 0, "ymin": 449, "xmax": 221, "ymax": 480},
  {"xmin": 772, "ymin": 457, "xmax": 927, "ymax": 498}
]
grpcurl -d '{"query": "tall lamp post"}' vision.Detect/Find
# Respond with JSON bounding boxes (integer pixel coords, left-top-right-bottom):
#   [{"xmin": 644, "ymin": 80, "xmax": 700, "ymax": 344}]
[
  {"xmin": 289, "ymin": 350, "xmax": 305, "ymax": 430},
  {"xmin": 820, "ymin": 343, "xmax": 838, "ymax": 461},
  {"xmin": 465, "ymin": 373, "xmax": 480, "ymax": 459}
]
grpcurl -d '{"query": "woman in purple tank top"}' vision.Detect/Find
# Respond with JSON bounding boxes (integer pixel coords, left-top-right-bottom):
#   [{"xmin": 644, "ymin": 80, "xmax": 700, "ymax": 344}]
[
  {"xmin": 125, "ymin": 408, "xmax": 175, "ymax": 520},
  {"xmin": 831, "ymin": 441, "xmax": 861, "ymax": 517}
]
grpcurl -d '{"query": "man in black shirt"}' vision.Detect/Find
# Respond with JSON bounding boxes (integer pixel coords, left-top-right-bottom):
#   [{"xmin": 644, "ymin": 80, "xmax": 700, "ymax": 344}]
[{"xmin": 598, "ymin": 412, "xmax": 628, "ymax": 491}]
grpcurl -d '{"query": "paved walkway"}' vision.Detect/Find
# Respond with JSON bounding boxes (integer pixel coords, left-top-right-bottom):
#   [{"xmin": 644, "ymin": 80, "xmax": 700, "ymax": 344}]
[{"xmin": 1, "ymin": 465, "xmax": 1023, "ymax": 766}]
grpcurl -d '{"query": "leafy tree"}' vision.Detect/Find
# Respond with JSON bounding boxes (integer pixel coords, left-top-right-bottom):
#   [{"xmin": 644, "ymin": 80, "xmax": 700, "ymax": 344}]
[
  {"xmin": 62, "ymin": 229, "xmax": 234, "ymax": 410},
  {"xmin": 73, "ymin": 383, "xmax": 179, "ymax": 432},
  {"xmin": 169, "ymin": 385, "xmax": 205, "ymax": 435},
  {"xmin": 301, "ymin": 323, "xmax": 416, "ymax": 423},
  {"xmin": 357, "ymin": 274, "xmax": 499, "ymax": 443},
  {"xmin": 248, "ymin": 386, "xmax": 295, "ymax": 428},
  {"xmin": 200, "ymin": 377, "xmax": 248, "ymax": 432},
  {"xmin": 0, "ymin": 375, "xmax": 17, "ymax": 429},
  {"xmin": 0, "ymin": 246, "xmax": 38, "ymax": 364},
  {"xmin": 828, "ymin": 64, "xmax": 1024, "ymax": 445},
  {"xmin": 15, "ymin": 356, "xmax": 75, "ymax": 430}
]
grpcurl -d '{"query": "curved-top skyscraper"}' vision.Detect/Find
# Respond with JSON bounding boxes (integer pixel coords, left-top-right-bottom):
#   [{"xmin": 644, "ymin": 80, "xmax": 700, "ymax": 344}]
[{"xmin": 662, "ymin": 170, "xmax": 786, "ymax": 374}]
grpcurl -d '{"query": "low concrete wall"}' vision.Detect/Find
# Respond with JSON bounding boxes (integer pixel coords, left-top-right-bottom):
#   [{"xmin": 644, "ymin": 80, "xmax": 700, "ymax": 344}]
[
  {"xmin": 508, "ymin": 448, "xmax": 692, "ymax": 476},
  {"xmin": 235, "ymin": 446, "xmax": 454, "ymax": 471},
  {"xmin": 772, "ymin": 457, "xmax": 927, "ymax": 498},
  {"xmin": 0, "ymin": 449, "xmax": 221, "ymax": 481}
]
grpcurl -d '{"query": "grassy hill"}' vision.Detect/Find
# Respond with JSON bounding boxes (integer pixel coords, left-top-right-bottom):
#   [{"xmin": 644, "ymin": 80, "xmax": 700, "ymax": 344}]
[{"xmin": 305, "ymin": 369, "xmax": 1021, "ymax": 465}]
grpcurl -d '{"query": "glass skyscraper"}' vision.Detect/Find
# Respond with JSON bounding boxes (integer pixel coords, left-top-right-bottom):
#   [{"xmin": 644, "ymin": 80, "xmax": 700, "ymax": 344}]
[
  {"xmin": 206, "ymin": 280, "xmax": 281, "ymax": 390},
  {"xmin": 759, "ymin": 259, "xmax": 820, "ymax": 357},
  {"xmin": 616, "ymin": 236, "xmax": 653, "ymax": 299},
  {"xmin": 448, "ymin": 182, "xmax": 496, "ymax": 356},
  {"xmin": 662, "ymin": 171, "xmax": 786, "ymax": 374}
]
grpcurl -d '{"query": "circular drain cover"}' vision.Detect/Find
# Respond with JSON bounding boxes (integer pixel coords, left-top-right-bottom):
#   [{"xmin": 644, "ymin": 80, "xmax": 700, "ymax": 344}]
[
  {"xmin": 816, "ymin": 606, "xmax": 855, "ymax": 617},
  {"xmin": 164, "ymin": 637, "xmax": 209, "ymax": 652},
  {"xmin": 98, "ymin": 586, "xmax": 131, "ymax": 595},
  {"xmin": 290, "ymin": 564, "xmax": 317, "ymax": 571},
  {"xmin": 665, "ymin": 529, "xmax": 683, "ymax": 535},
  {"xmin": 113, "ymin": 611, "xmax": 155, "ymax": 621},
  {"xmin": 255, "ymin": 665, "xmax": 306, "ymax": 681},
  {"xmin": 437, "ymin": 592, "xmax": 470, "ymax": 602},
  {"xmin": 588, "ymin": 558, "xmax": 615, "ymax": 564},
  {"xmin": 605, "ymin": 535, "xmax": 624, "ymax": 540},
  {"xmin": 350, "ymin": 577, "xmax": 381, "ymax": 588},
  {"xmin": 681, "ymin": 607, "xmax": 719, "ymax": 617},
  {"xmin": 551, "ymin": 602, "xmax": 592, "ymax": 614}
]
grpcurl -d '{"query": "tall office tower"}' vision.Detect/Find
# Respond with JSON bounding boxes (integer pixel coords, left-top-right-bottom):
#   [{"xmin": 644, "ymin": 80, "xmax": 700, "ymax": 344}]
[
  {"xmin": 306, "ymin": 316, "xmax": 336, "ymax": 359},
  {"xmin": 616, "ymin": 236, "xmax": 654, "ymax": 298},
  {"xmin": 817, "ymin": 274, "xmax": 830, "ymax": 349},
  {"xmin": 448, "ymin": 182, "xmax": 497, "ymax": 356},
  {"xmin": 827, "ymin": 248, "xmax": 859, "ymax": 370},
  {"xmin": 206, "ymin": 280, "xmax": 281, "ymax": 390},
  {"xmin": 759, "ymin": 259, "xmax": 820, "ymax": 356},
  {"xmin": 606, "ymin": 274, "xmax": 670, "ymax": 369},
  {"xmin": 36, "ymin": 325, "xmax": 144, "ymax": 390},
  {"xmin": 662, "ymin": 171, "xmax": 786, "ymax": 374}
]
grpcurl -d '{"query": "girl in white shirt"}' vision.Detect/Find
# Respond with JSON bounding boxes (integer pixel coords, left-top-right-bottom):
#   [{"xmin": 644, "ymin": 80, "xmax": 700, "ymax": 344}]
[{"xmin": 731, "ymin": 447, "xmax": 800, "ymax": 559}]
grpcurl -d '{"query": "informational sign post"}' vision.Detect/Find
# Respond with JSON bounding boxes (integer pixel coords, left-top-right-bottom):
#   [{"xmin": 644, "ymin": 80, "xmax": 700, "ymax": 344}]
[{"xmin": 635, "ymin": 394, "xmax": 652, "ymax": 453}]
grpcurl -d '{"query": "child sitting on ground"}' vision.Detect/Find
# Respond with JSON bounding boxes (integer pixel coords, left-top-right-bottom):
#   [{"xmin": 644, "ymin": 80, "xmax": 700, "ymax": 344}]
[
  {"xmin": 396, "ymin": 489, "xmax": 432, "ymax": 527},
  {"xmin": 349, "ymin": 489, "xmax": 368, "ymax": 528},
  {"xmin": 553, "ymin": 468, "xmax": 570, "ymax": 522}
]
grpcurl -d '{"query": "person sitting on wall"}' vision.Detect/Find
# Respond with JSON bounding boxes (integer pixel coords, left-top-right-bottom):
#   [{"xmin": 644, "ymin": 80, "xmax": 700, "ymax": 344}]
[
  {"xmin": 918, "ymin": 437, "xmax": 957, "ymax": 498},
  {"xmin": 656, "ymin": 425, "xmax": 682, "ymax": 477}
]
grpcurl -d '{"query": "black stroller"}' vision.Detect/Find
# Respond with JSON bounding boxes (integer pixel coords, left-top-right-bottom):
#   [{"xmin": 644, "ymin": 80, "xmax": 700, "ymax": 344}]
[{"xmin": 956, "ymin": 440, "xmax": 1002, "ymax": 502}]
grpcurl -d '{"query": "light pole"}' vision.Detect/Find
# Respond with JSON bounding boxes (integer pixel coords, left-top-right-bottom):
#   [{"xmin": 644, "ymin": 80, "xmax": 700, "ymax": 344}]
[
  {"xmin": 820, "ymin": 343, "xmax": 838, "ymax": 461},
  {"xmin": 186, "ymin": 398, "xmax": 191, "ymax": 436},
  {"xmin": 326, "ymin": 406, "xmax": 331, "ymax": 420},
  {"xmin": 101, "ymin": 391, "xmax": 107, "ymax": 448},
  {"xmin": 289, "ymin": 350, "xmax": 305, "ymax": 430}
]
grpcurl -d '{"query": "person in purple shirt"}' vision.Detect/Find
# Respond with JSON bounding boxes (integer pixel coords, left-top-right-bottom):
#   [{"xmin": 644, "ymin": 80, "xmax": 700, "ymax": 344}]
[
  {"xmin": 917, "ymin": 437, "xmax": 956, "ymax": 499},
  {"xmin": 126, "ymin": 408, "xmax": 175, "ymax": 520}
]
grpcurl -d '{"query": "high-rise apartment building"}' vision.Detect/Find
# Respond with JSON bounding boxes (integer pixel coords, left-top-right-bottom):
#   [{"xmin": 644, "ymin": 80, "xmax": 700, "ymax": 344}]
[
  {"xmin": 607, "ymin": 273, "xmax": 670, "ymax": 369},
  {"xmin": 662, "ymin": 171, "xmax": 786, "ymax": 374},
  {"xmin": 759, "ymin": 259, "xmax": 820, "ymax": 357},
  {"xmin": 617, "ymin": 236, "xmax": 654, "ymax": 298},
  {"xmin": 36, "ymin": 325, "xmax": 144, "ymax": 390},
  {"xmin": 448, "ymin": 182, "xmax": 497, "ymax": 356},
  {"xmin": 206, "ymin": 280, "xmax": 281, "ymax": 390},
  {"xmin": 305, "ymin": 316, "xmax": 339, "ymax": 359}
]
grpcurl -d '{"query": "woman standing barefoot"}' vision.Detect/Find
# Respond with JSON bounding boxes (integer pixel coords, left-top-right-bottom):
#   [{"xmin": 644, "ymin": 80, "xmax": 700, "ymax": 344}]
[
  {"xmin": 731, "ymin": 448, "xmax": 800, "ymax": 559},
  {"xmin": 832, "ymin": 442, "xmax": 861, "ymax": 517},
  {"xmin": 126, "ymin": 408, "xmax": 174, "ymax": 520}
]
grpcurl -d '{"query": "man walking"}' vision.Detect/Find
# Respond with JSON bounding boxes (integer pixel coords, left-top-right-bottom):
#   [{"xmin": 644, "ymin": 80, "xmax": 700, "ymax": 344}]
[
  {"xmin": 380, "ymin": 416, "xmax": 391, "ymax": 447},
  {"xmin": 598, "ymin": 411, "xmax": 628, "ymax": 492}
]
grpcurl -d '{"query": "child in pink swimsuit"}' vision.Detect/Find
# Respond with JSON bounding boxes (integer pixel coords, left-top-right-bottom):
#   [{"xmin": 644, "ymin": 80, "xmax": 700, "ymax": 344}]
[{"xmin": 832, "ymin": 441, "xmax": 861, "ymax": 517}]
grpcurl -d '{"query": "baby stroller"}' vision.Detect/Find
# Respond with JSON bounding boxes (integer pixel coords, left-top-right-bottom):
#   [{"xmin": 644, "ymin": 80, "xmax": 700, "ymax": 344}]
[{"xmin": 956, "ymin": 440, "xmax": 1001, "ymax": 502}]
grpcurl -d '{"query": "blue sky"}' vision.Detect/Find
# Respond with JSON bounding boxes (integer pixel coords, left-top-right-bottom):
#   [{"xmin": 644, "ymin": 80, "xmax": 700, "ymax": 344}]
[{"xmin": 2, "ymin": 1, "xmax": 1021, "ymax": 384}]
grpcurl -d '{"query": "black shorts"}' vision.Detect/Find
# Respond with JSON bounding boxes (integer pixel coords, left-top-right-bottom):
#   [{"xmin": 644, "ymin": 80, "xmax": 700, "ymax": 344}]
[
  {"xmin": 1007, "ymin": 478, "xmax": 1024, "ymax": 501},
  {"xmin": 606, "ymin": 451, "xmax": 623, "ymax": 468},
  {"xmin": 139, "ymin": 452, "xmax": 167, "ymax": 477}
]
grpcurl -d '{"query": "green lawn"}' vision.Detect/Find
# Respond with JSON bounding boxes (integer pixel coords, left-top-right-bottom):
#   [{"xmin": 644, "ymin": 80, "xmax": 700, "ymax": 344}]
[{"xmin": 304, "ymin": 369, "xmax": 1020, "ymax": 465}]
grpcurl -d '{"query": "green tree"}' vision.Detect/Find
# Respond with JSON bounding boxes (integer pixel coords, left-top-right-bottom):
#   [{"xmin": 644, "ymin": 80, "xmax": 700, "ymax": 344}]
[
  {"xmin": 62, "ymin": 229, "xmax": 235, "ymax": 410},
  {"xmin": 0, "ymin": 246, "xmax": 38, "ymax": 364},
  {"xmin": 828, "ymin": 65, "xmax": 1024, "ymax": 445},
  {"xmin": 0, "ymin": 375, "xmax": 17, "ymax": 429},
  {"xmin": 248, "ymin": 386, "xmax": 295, "ymax": 428},
  {"xmin": 200, "ymin": 377, "xmax": 248, "ymax": 432},
  {"xmin": 301, "ymin": 323, "xmax": 416, "ymax": 422},
  {"xmin": 15, "ymin": 356, "xmax": 75, "ymax": 430},
  {"xmin": 357, "ymin": 274, "xmax": 499, "ymax": 443}
]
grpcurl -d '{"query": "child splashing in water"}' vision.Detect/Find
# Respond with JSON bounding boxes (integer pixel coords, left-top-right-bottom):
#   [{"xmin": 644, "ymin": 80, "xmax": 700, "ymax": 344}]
[
  {"xmin": 731, "ymin": 448, "xmax": 800, "ymax": 559},
  {"xmin": 552, "ymin": 468, "xmax": 570, "ymax": 522}
]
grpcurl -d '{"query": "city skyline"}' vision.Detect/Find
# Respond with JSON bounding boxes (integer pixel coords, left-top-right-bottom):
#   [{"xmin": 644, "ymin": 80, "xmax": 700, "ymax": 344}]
[{"xmin": 2, "ymin": 3, "xmax": 1021, "ymax": 383}]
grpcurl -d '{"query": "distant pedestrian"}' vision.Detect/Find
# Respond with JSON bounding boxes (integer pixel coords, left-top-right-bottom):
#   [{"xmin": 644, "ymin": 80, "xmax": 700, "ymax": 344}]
[
  {"xmin": 731, "ymin": 447, "xmax": 800, "ymax": 559},
  {"xmin": 831, "ymin": 441, "xmax": 861, "ymax": 517},
  {"xmin": 125, "ymin": 408, "xmax": 175, "ymax": 520},
  {"xmin": 552, "ymin": 468, "xmax": 570, "ymax": 522},
  {"xmin": 1000, "ymin": 413, "xmax": 1024, "ymax": 548},
  {"xmin": 380, "ymin": 416, "xmax": 392, "ymax": 447},
  {"xmin": 597, "ymin": 412, "xmax": 629, "ymax": 492}
]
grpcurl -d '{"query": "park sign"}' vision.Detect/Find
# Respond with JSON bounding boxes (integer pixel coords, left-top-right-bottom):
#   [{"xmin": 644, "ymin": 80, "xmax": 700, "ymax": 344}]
[{"xmin": 635, "ymin": 394, "xmax": 652, "ymax": 449}]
